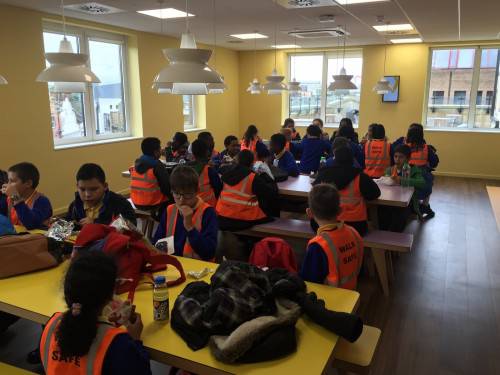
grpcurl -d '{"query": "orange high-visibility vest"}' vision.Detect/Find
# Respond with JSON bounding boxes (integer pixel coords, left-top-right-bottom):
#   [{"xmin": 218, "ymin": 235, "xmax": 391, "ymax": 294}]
[
  {"xmin": 129, "ymin": 167, "xmax": 167, "ymax": 207},
  {"xmin": 364, "ymin": 139, "xmax": 391, "ymax": 178},
  {"xmin": 198, "ymin": 165, "xmax": 217, "ymax": 207},
  {"xmin": 165, "ymin": 201, "xmax": 213, "ymax": 260},
  {"xmin": 338, "ymin": 175, "xmax": 367, "ymax": 222},
  {"xmin": 407, "ymin": 143, "xmax": 429, "ymax": 167},
  {"xmin": 8, "ymin": 191, "xmax": 50, "ymax": 227},
  {"xmin": 307, "ymin": 224, "xmax": 364, "ymax": 290},
  {"xmin": 40, "ymin": 312, "xmax": 125, "ymax": 375},
  {"xmin": 240, "ymin": 139, "xmax": 257, "ymax": 155},
  {"xmin": 216, "ymin": 173, "xmax": 266, "ymax": 221}
]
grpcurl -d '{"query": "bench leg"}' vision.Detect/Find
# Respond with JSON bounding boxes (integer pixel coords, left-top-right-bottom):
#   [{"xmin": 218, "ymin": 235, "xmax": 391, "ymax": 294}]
[
  {"xmin": 371, "ymin": 248, "xmax": 389, "ymax": 296},
  {"xmin": 386, "ymin": 252, "xmax": 395, "ymax": 282}
]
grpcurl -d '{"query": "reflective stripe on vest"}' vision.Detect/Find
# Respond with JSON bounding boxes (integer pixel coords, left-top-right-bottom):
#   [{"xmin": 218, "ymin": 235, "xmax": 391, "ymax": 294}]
[
  {"xmin": 130, "ymin": 167, "xmax": 166, "ymax": 206},
  {"xmin": 408, "ymin": 143, "xmax": 429, "ymax": 167},
  {"xmin": 215, "ymin": 173, "xmax": 266, "ymax": 221},
  {"xmin": 338, "ymin": 175, "xmax": 367, "ymax": 222},
  {"xmin": 41, "ymin": 313, "xmax": 124, "ymax": 375},
  {"xmin": 364, "ymin": 140, "xmax": 391, "ymax": 177},
  {"xmin": 198, "ymin": 165, "xmax": 217, "ymax": 207}
]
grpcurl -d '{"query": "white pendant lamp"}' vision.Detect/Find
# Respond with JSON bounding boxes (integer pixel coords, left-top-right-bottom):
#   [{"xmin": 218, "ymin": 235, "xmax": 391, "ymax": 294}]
[
  {"xmin": 373, "ymin": 22, "xmax": 393, "ymax": 95},
  {"xmin": 207, "ymin": 0, "xmax": 227, "ymax": 94},
  {"xmin": 153, "ymin": 0, "xmax": 222, "ymax": 95},
  {"xmin": 36, "ymin": 0, "xmax": 100, "ymax": 90},
  {"xmin": 287, "ymin": 32, "xmax": 302, "ymax": 95},
  {"xmin": 246, "ymin": 34, "xmax": 261, "ymax": 94},
  {"xmin": 328, "ymin": 33, "xmax": 357, "ymax": 92},
  {"xmin": 0, "ymin": 75, "xmax": 7, "ymax": 85}
]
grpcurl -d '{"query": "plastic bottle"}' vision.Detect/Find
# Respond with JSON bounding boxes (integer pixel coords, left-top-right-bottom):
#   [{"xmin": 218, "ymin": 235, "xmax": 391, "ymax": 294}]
[
  {"xmin": 402, "ymin": 162, "xmax": 411, "ymax": 187},
  {"xmin": 153, "ymin": 276, "xmax": 169, "ymax": 321},
  {"xmin": 319, "ymin": 156, "xmax": 326, "ymax": 170}
]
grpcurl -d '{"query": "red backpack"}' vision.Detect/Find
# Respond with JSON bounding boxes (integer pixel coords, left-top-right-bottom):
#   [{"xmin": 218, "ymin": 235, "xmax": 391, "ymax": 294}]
[
  {"xmin": 73, "ymin": 224, "xmax": 185, "ymax": 301},
  {"xmin": 249, "ymin": 237, "xmax": 298, "ymax": 273}
]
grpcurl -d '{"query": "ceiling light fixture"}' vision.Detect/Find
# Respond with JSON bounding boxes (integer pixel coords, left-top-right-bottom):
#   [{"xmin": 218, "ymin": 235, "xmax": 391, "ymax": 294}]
[
  {"xmin": 390, "ymin": 37, "xmax": 422, "ymax": 44},
  {"xmin": 0, "ymin": 75, "xmax": 7, "ymax": 85},
  {"xmin": 271, "ymin": 44, "xmax": 301, "ymax": 49},
  {"xmin": 287, "ymin": 31, "xmax": 302, "ymax": 95},
  {"xmin": 246, "ymin": 33, "xmax": 261, "ymax": 94},
  {"xmin": 372, "ymin": 23, "xmax": 413, "ymax": 32},
  {"xmin": 36, "ymin": 0, "xmax": 100, "ymax": 91},
  {"xmin": 207, "ymin": 0, "xmax": 227, "ymax": 94},
  {"xmin": 153, "ymin": 0, "xmax": 222, "ymax": 95},
  {"xmin": 335, "ymin": 0, "xmax": 389, "ymax": 5},
  {"xmin": 137, "ymin": 8, "xmax": 194, "ymax": 19},
  {"xmin": 328, "ymin": 22, "xmax": 357, "ymax": 92},
  {"xmin": 230, "ymin": 33, "xmax": 268, "ymax": 40},
  {"xmin": 373, "ymin": 21, "xmax": 393, "ymax": 95}
]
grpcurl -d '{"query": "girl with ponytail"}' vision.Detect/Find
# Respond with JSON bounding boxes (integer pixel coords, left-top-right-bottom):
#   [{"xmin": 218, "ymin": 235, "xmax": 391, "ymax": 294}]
[{"xmin": 40, "ymin": 252, "xmax": 151, "ymax": 374}]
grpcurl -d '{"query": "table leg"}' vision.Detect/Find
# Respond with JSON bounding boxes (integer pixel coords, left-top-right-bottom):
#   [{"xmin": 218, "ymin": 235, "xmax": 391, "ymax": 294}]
[
  {"xmin": 371, "ymin": 248, "xmax": 389, "ymax": 296},
  {"xmin": 368, "ymin": 205, "xmax": 379, "ymax": 229}
]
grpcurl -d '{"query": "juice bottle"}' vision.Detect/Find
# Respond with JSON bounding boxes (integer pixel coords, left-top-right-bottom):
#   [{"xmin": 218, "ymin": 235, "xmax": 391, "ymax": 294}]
[{"xmin": 153, "ymin": 276, "xmax": 169, "ymax": 321}]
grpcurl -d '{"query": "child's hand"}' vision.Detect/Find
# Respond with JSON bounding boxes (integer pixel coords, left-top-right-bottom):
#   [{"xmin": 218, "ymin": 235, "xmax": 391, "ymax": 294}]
[
  {"xmin": 178, "ymin": 205, "xmax": 194, "ymax": 231},
  {"xmin": 2, "ymin": 183, "xmax": 18, "ymax": 198},
  {"xmin": 79, "ymin": 217, "xmax": 94, "ymax": 226},
  {"xmin": 126, "ymin": 312, "xmax": 143, "ymax": 341}
]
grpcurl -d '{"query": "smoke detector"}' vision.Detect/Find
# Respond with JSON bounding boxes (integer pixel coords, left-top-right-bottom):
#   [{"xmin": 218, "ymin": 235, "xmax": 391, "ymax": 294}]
[
  {"xmin": 288, "ymin": 28, "xmax": 349, "ymax": 39},
  {"xmin": 319, "ymin": 14, "xmax": 336, "ymax": 23},
  {"xmin": 278, "ymin": 0, "xmax": 336, "ymax": 9},
  {"xmin": 64, "ymin": 2, "xmax": 124, "ymax": 15}
]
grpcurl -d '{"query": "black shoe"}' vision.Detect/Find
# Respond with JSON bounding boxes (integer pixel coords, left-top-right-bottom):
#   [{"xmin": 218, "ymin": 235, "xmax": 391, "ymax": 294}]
[
  {"xmin": 421, "ymin": 205, "xmax": 435, "ymax": 219},
  {"xmin": 27, "ymin": 349, "xmax": 41, "ymax": 364}
]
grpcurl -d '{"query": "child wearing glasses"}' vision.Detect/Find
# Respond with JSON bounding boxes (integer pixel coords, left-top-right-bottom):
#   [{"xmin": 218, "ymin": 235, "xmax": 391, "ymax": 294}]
[{"xmin": 153, "ymin": 166, "xmax": 218, "ymax": 261}]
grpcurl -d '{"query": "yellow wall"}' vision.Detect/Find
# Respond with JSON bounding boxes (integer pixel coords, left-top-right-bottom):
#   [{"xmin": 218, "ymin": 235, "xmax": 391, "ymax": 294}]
[
  {"xmin": 238, "ymin": 44, "xmax": 500, "ymax": 179},
  {"xmin": 0, "ymin": 5, "xmax": 240, "ymax": 214}
]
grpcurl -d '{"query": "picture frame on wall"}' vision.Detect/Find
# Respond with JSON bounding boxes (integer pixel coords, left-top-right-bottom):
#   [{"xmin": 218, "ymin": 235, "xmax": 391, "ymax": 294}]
[{"xmin": 382, "ymin": 75, "xmax": 400, "ymax": 103}]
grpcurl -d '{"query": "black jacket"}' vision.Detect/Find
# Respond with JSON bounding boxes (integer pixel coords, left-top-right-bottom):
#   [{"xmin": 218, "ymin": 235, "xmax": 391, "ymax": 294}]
[
  {"xmin": 218, "ymin": 165, "xmax": 279, "ymax": 230},
  {"xmin": 66, "ymin": 190, "xmax": 137, "ymax": 228},
  {"xmin": 133, "ymin": 157, "xmax": 171, "ymax": 198}
]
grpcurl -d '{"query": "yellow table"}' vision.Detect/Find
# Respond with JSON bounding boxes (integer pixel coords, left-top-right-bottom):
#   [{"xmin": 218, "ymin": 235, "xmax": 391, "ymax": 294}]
[{"xmin": 0, "ymin": 257, "xmax": 359, "ymax": 375}]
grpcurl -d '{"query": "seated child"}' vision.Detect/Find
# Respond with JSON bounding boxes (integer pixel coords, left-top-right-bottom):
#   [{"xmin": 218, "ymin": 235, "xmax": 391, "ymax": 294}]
[
  {"xmin": 197, "ymin": 131, "xmax": 218, "ymax": 158},
  {"xmin": 0, "ymin": 169, "xmax": 8, "ymax": 217},
  {"xmin": 216, "ymin": 150, "xmax": 278, "ymax": 231},
  {"xmin": 153, "ymin": 166, "xmax": 217, "ymax": 261},
  {"xmin": 282, "ymin": 118, "xmax": 301, "ymax": 141},
  {"xmin": 164, "ymin": 132, "xmax": 189, "ymax": 162},
  {"xmin": 212, "ymin": 135, "xmax": 240, "ymax": 172},
  {"xmin": 241, "ymin": 124, "xmax": 267, "ymax": 157},
  {"xmin": 314, "ymin": 146, "xmax": 380, "ymax": 236},
  {"xmin": 270, "ymin": 133, "xmax": 299, "ymax": 177},
  {"xmin": 186, "ymin": 139, "xmax": 222, "ymax": 207},
  {"xmin": 325, "ymin": 136, "xmax": 363, "ymax": 169},
  {"xmin": 66, "ymin": 163, "xmax": 136, "ymax": 227},
  {"xmin": 312, "ymin": 118, "xmax": 330, "ymax": 141},
  {"xmin": 40, "ymin": 252, "xmax": 150, "ymax": 375},
  {"xmin": 296, "ymin": 125, "xmax": 332, "ymax": 174},
  {"xmin": 300, "ymin": 183, "xmax": 364, "ymax": 289},
  {"xmin": 1, "ymin": 162, "xmax": 52, "ymax": 229},
  {"xmin": 253, "ymin": 146, "xmax": 274, "ymax": 181},
  {"xmin": 363, "ymin": 123, "xmax": 392, "ymax": 178},
  {"xmin": 130, "ymin": 137, "xmax": 170, "ymax": 209},
  {"xmin": 331, "ymin": 118, "xmax": 359, "ymax": 144}
]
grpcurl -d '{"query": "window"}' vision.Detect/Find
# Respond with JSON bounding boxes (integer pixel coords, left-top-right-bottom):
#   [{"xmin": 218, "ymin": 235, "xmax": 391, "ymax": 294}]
[
  {"xmin": 42, "ymin": 24, "xmax": 130, "ymax": 146},
  {"xmin": 182, "ymin": 95, "xmax": 195, "ymax": 130},
  {"xmin": 425, "ymin": 47, "xmax": 500, "ymax": 130},
  {"xmin": 288, "ymin": 51, "xmax": 362, "ymax": 127}
]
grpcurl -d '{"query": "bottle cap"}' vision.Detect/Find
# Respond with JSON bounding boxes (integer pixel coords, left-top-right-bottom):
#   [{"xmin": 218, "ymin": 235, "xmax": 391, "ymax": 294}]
[{"xmin": 154, "ymin": 276, "xmax": 166, "ymax": 285}]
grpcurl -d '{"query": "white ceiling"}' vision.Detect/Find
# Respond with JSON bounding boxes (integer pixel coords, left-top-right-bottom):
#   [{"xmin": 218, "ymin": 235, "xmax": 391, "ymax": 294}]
[{"xmin": 1, "ymin": 0, "xmax": 500, "ymax": 50}]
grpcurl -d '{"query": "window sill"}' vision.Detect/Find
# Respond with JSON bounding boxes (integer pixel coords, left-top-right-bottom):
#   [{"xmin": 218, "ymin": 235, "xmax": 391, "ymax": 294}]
[
  {"xmin": 54, "ymin": 136, "xmax": 143, "ymax": 150},
  {"xmin": 184, "ymin": 128, "xmax": 203, "ymax": 133},
  {"xmin": 425, "ymin": 128, "xmax": 500, "ymax": 134}
]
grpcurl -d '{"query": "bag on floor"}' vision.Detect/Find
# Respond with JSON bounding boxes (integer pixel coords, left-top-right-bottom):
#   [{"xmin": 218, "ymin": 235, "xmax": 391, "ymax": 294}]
[
  {"xmin": 73, "ymin": 223, "xmax": 186, "ymax": 300},
  {"xmin": 249, "ymin": 237, "xmax": 298, "ymax": 273},
  {"xmin": 0, "ymin": 233, "xmax": 63, "ymax": 278}
]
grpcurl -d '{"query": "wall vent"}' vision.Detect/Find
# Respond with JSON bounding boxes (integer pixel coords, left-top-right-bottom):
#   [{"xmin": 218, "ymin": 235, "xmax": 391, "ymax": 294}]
[{"xmin": 64, "ymin": 2, "xmax": 124, "ymax": 15}]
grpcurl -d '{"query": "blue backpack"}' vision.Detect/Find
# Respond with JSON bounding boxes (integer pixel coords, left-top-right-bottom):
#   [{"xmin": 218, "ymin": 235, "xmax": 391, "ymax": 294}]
[{"xmin": 0, "ymin": 214, "xmax": 15, "ymax": 236}]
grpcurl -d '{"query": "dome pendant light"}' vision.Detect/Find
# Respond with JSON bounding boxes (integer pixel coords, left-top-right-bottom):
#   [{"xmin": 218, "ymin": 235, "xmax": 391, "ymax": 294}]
[
  {"xmin": 263, "ymin": 0, "xmax": 288, "ymax": 95},
  {"xmin": 246, "ymin": 34, "xmax": 261, "ymax": 94},
  {"xmin": 0, "ymin": 75, "xmax": 7, "ymax": 85},
  {"xmin": 328, "ymin": 33, "xmax": 357, "ymax": 92},
  {"xmin": 207, "ymin": 0, "xmax": 227, "ymax": 94},
  {"xmin": 373, "ymin": 22, "xmax": 393, "ymax": 95},
  {"xmin": 36, "ymin": 0, "xmax": 100, "ymax": 91},
  {"xmin": 287, "ymin": 32, "xmax": 302, "ymax": 95},
  {"xmin": 153, "ymin": 0, "xmax": 222, "ymax": 95}
]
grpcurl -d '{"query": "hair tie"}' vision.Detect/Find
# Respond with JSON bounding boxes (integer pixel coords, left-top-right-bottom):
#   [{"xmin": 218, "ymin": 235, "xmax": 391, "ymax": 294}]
[{"xmin": 71, "ymin": 303, "xmax": 82, "ymax": 316}]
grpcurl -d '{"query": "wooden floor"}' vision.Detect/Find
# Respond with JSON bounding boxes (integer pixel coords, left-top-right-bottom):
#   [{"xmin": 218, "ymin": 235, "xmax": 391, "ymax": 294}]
[
  {"xmin": 1, "ymin": 176, "xmax": 500, "ymax": 374},
  {"xmin": 357, "ymin": 176, "xmax": 500, "ymax": 375}
]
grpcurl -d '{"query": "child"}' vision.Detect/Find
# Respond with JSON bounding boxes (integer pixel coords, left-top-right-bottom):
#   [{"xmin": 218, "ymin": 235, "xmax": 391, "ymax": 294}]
[
  {"xmin": 270, "ymin": 133, "xmax": 299, "ymax": 177},
  {"xmin": 40, "ymin": 252, "xmax": 150, "ymax": 374},
  {"xmin": 363, "ymin": 123, "xmax": 392, "ymax": 178},
  {"xmin": 186, "ymin": 139, "xmax": 222, "ymax": 207},
  {"xmin": 0, "ymin": 169, "xmax": 8, "ymax": 217},
  {"xmin": 241, "ymin": 125, "xmax": 267, "ymax": 157},
  {"xmin": 296, "ymin": 125, "xmax": 332, "ymax": 174},
  {"xmin": 0, "ymin": 162, "xmax": 52, "ymax": 229},
  {"xmin": 253, "ymin": 146, "xmax": 274, "ymax": 181},
  {"xmin": 402, "ymin": 123, "xmax": 438, "ymax": 218},
  {"xmin": 153, "ymin": 166, "xmax": 217, "ymax": 260},
  {"xmin": 164, "ymin": 132, "xmax": 189, "ymax": 162},
  {"xmin": 312, "ymin": 118, "xmax": 329, "ymax": 141},
  {"xmin": 331, "ymin": 118, "xmax": 359, "ymax": 144},
  {"xmin": 197, "ymin": 131, "xmax": 218, "ymax": 158},
  {"xmin": 217, "ymin": 150, "xmax": 278, "ymax": 231},
  {"xmin": 378, "ymin": 144, "xmax": 428, "ymax": 231},
  {"xmin": 66, "ymin": 163, "xmax": 136, "ymax": 228},
  {"xmin": 282, "ymin": 118, "xmax": 301, "ymax": 141},
  {"xmin": 130, "ymin": 137, "xmax": 170, "ymax": 209},
  {"xmin": 314, "ymin": 146, "xmax": 380, "ymax": 236},
  {"xmin": 300, "ymin": 183, "xmax": 364, "ymax": 289},
  {"xmin": 325, "ymin": 136, "xmax": 364, "ymax": 169},
  {"xmin": 212, "ymin": 135, "xmax": 240, "ymax": 173}
]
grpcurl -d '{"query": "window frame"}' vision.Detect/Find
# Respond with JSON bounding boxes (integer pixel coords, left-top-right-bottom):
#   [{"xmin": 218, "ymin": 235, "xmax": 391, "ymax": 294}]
[
  {"xmin": 182, "ymin": 95, "xmax": 196, "ymax": 130},
  {"xmin": 287, "ymin": 50, "xmax": 363, "ymax": 128},
  {"xmin": 42, "ymin": 22, "xmax": 131, "ymax": 147},
  {"xmin": 423, "ymin": 46, "xmax": 500, "ymax": 131}
]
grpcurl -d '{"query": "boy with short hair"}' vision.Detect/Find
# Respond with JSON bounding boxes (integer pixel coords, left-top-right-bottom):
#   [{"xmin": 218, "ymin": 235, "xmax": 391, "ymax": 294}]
[
  {"xmin": 164, "ymin": 132, "xmax": 189, "ymax": 162},
  {"xmin": 197, "ymin": 131, "xmax": 218, "ymax": 158},
  {"xmin": 296, "ymin": 125, "xmax": 332, "ymax": 174},
  {"xmin": 270, "ymin": 133, "xmax": 299, "ymax": 177},
  {"xmin": 130, "ymin": 137, "xmax": 170, "ymax": 209},
  {"xmin": 213, "ymin": 135, "xmax": 240, "ymax": 174},
  {"xmin": 1, "ymin": 162, "xmax": 52, "ymax": 229},
  {"xmin": 66, "ymin": 163, "xmax": 136, "ymax": 227},
  {"xmin": 300, "ymin": 183, "xmax": 364, "ymax": 290},
  {"xmin": 187, "ymin": 139, "xmax": 222, "ymax": 207},
  {"xmin": 153, "ymin": 166, "xmax": 217, "ymax": 261}
]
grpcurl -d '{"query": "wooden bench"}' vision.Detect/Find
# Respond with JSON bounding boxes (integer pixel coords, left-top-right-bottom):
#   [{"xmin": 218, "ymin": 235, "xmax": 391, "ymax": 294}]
[
  {"xmin": 331, "ymin": 325, "xmax": 382, "ymax": 375},
  {"xmin": 0, "ymin": 363, "xmax": 37, "ymax": 374},
  {"xmin": 238, "ymin": 218, "xmax": 413, "ymax": 296},
  {"xmin": 127, "ymin": 198, "xmax": 157, "ymax": 238}
]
